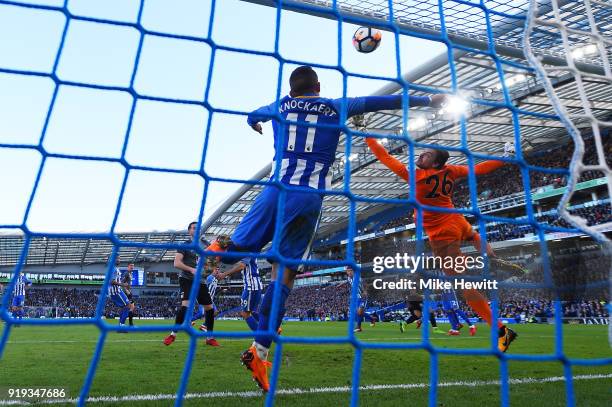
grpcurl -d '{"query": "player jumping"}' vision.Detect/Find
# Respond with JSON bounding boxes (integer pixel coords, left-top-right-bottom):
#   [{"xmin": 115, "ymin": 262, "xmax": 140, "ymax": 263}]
[
  {"xmin": 164, "ymin": 222, "xmax": 219, "ymax": 347},
  {"xmin": 10, "ymin": 272, "xmax": 32, "ymax": 325},
  {"xmin": 365, "ymin": 137, "xmax": 518, "ymax": 352},
  {"xmin": 206, "ymin": 65, "xmax": 445, "ymax": 391}
]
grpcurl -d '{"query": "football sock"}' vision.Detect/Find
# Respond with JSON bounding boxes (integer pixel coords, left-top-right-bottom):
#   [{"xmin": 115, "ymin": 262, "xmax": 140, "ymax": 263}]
[
  {"xmin": 204, "ymin": 308, "xmax": 215, "ymax": 334},
  {"xmin": 246, "ymin": 315, "xmax": 259, "ymax": 331},
  {"xmin": 192, "ymin": 305, "xmax": 204, "ymax": 321},
  {"xmin": 252, "ymin": 341, "xmax": 269, "ymax": 360},
  {"xmin": 463, "ymin": 289, "xmax": 502, "ymax": 328},
  {"xmin": 128, "ymin": 311, "xmax": 134, "ymax": 326},
  {"xmin": 119, "ymin": 307, "xmax": 129, "ymax": 325},
  {"xmin": 255, "ymin": 282, "xmax": 290, "ymax": 348},
  {"xmin": 429, "ymin": 313, "xmax": 437, "ymax": 327},
  {"xmin": 456, "ymin": 309, "xmax": 471, "ymax": 326},
  {"xmin": 405, "ymin": 314, "xmax": 419, "ymax": 324},
  {"xmin": 175, "ymin": 306, "xmax": 187, "ymax": 326},
  {"xmin": 447, "ymin": 310, "xmax": 460, "ymax": 330}
]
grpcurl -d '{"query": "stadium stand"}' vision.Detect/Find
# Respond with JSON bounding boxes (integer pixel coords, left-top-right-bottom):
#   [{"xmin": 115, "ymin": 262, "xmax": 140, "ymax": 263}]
[{"xmin": 10, "ymin": 284, "xmax": 608, "ymax": 323}]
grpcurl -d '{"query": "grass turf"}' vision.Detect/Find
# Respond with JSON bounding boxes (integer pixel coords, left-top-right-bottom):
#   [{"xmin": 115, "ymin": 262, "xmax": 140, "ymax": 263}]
[{"xmin": 0, "ymin": 320, "xmax": 610, "ymax": 406}]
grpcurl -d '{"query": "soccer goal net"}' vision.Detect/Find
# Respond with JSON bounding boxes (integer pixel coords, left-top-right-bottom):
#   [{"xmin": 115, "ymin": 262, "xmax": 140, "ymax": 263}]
[{"xmin": 0, "ymin": 0, "xmax": 610, "ymax": 406}]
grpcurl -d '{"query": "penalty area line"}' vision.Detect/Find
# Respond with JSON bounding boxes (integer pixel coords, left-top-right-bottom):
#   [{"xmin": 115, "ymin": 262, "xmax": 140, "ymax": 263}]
[{"xmin": 1, "ymin": 373, "xmax": 611, "ymax": 405}]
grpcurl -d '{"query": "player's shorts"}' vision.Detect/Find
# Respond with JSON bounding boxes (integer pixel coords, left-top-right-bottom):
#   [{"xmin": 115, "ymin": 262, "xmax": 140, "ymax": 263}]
[
  {"xmin": 11, "ymin": 295, "xmax": 25, "ymax": 307},
  {"xmin": 231, "ymin": 185, "xmax": 323, "ymax": 267},
  {"xmin": 110, "ymin": 291, "xmax": 129, "ymax": 308},
  {"xmin": 125, "ymin": 291, "xmax": 134, "ymax": 303},
  {"xmin": 442, "ymin": 300, "xmax": 455, "ymax": 311},
  {"xmin": 408, "ymin": 300, "xmax": 422, "ymax": 313},
  {"xmin": 441, "ymin": 289, "xmax": 459, "ymax": 309},
  {"xmin": 357, "ymin": 298, "xmax": 367, "ymax": 310},
  {"xmin": 427, "ymin": 214, "xmax": 475, "ymax": 259},
  {"xmin": 426, "ymin": 214, "xmax": 473, "ymax": 242},
  {"xmin": 179, "ymin": 277, "xmax": 213, "ymax": 306},
  {"xmin": 241, "ymin": 289, "xmax": 262, "ymax": 312}
]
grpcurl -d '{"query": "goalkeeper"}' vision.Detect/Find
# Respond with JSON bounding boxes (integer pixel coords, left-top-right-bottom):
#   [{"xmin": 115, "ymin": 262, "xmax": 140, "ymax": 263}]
[{"xmin": 366, "ymin": 137, "xmax": 518, "ymax": 352}]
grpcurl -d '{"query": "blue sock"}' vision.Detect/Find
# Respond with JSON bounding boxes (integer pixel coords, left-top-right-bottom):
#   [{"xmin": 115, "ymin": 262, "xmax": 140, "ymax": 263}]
[
  {"xmin": 245, "ymin": 315, "xmax": 259, "ymax": 331},
  {"xmin": 255, "ymin": 283, "xmax": 290, "ymax": 348},
  {"xmin": 192, "ymin": 305, "xmax": 204, "ymax": 322},
  {"xmin": 119, "ymin": 307, "xmax": 129, "ymax": 324},
  {"xmin": 456, "ymin": 309, "xmax": 471, "ymax": 325},
  {"xmin": 447, "ymin": 310, "xmax": 459, "ymax": 330}
]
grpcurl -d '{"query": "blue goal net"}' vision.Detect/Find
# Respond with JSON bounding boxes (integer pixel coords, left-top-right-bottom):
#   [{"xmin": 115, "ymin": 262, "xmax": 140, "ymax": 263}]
[{"xmin": 0, "ymin": 0, "xmax": 610, "ymax": 406}]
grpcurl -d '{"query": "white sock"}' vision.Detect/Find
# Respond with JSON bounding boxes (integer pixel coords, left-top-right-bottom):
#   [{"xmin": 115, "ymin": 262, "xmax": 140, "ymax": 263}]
[
  {"xmin": 170, "ymin": 331, "xmax": 177, "ymax": 336},
  {"xmin": 252, "ymin": 341, "xmax": 269, "ymax": 360}
]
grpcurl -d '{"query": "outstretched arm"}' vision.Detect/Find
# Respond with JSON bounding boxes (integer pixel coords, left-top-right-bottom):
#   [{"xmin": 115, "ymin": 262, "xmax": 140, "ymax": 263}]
[
  {"xmin": 365, "ymin": 138, "xmax": 409, "ymax": 181},
  {"xmin": 450, "ymin": 160, "xmax": 506, "ymax": 178},
  {"xmin": 246, "ymin": 102, "xmax": 276, "ymax": 134},
  {"xmin": 450, "ymin": 143, "xmax": 514, "ymax": 178},
  {"xmin": 337, "ymin": 94, "xmax": 446, "ymax": 117},
  {"xmin": 216, "ymin": 261, "xmax": 246, "ymax": 280}
]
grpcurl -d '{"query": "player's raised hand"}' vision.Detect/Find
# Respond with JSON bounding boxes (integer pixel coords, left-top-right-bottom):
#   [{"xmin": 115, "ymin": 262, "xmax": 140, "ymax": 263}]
[
  {"xmin": 251, "ymin": 123, "xmax": 263, "ymax": 134},
  {"xmin": 429, "ymin": 94, "xmax": 448, "ymax": 108},
  {"xmin": 503, "ymin": 141, "xmax": 515, "ymax": 157}
]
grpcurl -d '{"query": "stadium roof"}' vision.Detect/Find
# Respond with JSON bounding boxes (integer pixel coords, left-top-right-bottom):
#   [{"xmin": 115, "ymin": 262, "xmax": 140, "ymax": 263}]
[
  {"xmin": 0, "ymin": 232, "xmax": 190, "ymax": 268},
  {"xmin": 204, "ymin": 0, "xmax": 612, "ymax": 240},
  {"xmin": 1, "ymin": 0, "xmax": 610, "ymax": 268}
]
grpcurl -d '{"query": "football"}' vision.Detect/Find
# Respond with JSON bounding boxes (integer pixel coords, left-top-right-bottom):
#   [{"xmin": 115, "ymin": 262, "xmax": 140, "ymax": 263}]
[{"xmin": 352, "ymin": 26, "xmax": 382, "ymax": 53}]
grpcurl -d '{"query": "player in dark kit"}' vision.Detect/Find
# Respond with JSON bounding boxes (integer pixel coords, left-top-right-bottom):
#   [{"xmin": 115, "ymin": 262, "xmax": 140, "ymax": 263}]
[
  {"xmin": 164, "ymin": 222, "xmax": 219, "ymax": 347},
  {"xmin": 206, "ymin": 65, "xmax": 446, "ymax": 391},
  {"xmin": 121, "ymin": 263, "xmax": 136, "ymax": 326},
  {"xmin": 399, "ymin": 297, "xmax": 444, "ymax": 334}
]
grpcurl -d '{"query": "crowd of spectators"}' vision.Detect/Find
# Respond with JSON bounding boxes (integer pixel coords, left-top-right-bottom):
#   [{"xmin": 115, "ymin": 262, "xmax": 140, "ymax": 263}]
[
  {"xmin": 8, "ymin": 281, "xmax": 607, "ymax": 323},
  {"xmin": 284, "ymin": 282, "xmax": 350, "ymax": 320},
  {"xmin": 12, "ymin": 287, "xmax": 242, "ymax": 319},
  {"xmin": 453, "ymin": 135, "xmax": 611, "ymax": 208},
  {"xmin": 485, "ymin": 202, "xmax": 612, "ymax": 242},
  {"xmin": 496, "ymin": 299, "xmax": 608, "ymax": 323}
]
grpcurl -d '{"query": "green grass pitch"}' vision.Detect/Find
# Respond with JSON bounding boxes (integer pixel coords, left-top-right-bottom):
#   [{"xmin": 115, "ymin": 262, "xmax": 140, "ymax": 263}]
[{"xmin": 0, "ymin": 320, "xmax": 610, "ymax": 406}]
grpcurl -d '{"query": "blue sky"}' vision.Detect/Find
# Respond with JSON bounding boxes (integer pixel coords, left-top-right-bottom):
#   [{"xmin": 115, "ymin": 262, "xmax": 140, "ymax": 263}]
[{"xmin": 0, "ymin": 0, "xmax": 445, "ymax": 233}]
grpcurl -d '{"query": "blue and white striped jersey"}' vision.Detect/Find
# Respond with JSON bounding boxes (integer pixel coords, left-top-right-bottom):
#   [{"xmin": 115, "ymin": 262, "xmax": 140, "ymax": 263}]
[
  {"xmin": 12, "ymin": 273, "xmax": 32, "ymax": 297},
  {"xmin": 347, "ymin": 275, "xmax": 364, "ymax": 299},
  {"xmin": 241, "ymin": 258, "xmax": 262, "ymax": 291},
  {"xmin": 441, "ymin": 288, "xmax": 460, "ymax": 309},
  {"xmin": 108, "ymin": 268, "xmax": 123, "ymax": 296},
  {"xmin": 247, "ymin": 94, "xmax": 431, "ymax": 190},
  {"xmin": 206, "ymin": 274, "xmax": 218, "ymax": 299}
]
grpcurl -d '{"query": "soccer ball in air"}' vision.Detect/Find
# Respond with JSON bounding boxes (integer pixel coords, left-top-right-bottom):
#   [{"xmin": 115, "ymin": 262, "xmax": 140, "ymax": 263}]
[{"xmin": 352, "ymin": 27, "xmax": 382, "ymax": 53}]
